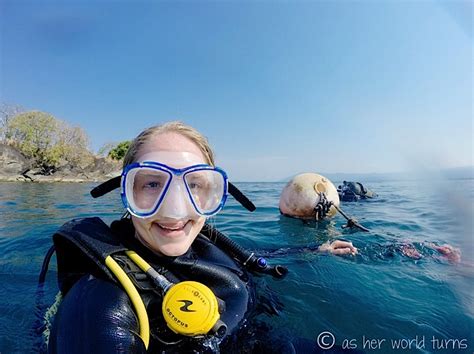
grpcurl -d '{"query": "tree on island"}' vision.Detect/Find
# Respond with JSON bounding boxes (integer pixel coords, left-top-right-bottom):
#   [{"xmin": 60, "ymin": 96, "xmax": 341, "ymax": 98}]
[
  {"xmin": 4, "ymin": 110, "xmax": 92, "ymax": 174},
  {"xmin": 0, "ymin": 103, "xmax": 25, "ymax": 141},
  {"xmin": 107, "ymin": 141, "xmax": 131, "ymax": 161},
  {"xmin": 1, "ymin": 104, "xmax": 129, "ymax": 179},
  {"xmin": 97, "ymin": 140, "xmax": 131, "ymax": 161}
]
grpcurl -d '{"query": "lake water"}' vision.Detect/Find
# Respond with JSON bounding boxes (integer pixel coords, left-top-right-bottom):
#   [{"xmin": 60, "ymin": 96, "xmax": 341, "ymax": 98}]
[{"xmin": 0, "ymin": 179, "xmax": 473, "ymax": 353}]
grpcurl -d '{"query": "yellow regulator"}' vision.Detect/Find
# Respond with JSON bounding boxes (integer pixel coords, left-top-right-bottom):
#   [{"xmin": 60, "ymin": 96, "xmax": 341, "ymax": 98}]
[
  {"xmin": 109, "ymin": 251, "xmax": 227, "ymax": 345},
  {"xmin": 162, "ymin": 281, "xmax": 225, "ymax": 337}
]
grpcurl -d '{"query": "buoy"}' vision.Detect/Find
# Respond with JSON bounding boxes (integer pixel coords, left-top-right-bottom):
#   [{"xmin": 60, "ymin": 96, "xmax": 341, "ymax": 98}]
[{"xmin": 279, "ymin": 173, "xmax": 340, "ymax": 219}]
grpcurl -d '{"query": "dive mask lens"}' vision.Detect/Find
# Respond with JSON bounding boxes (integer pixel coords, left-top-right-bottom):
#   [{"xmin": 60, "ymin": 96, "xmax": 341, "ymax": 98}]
[
  {"xmin": 184, "ymin": 169, "xmax": 227, "ymax": 215},
  {"xmin": 124, "ymin": 166, "xmax": 172, "ymax": 217},
  {"xmin": 122, "ymin": 161, "xmax": 228, "ymax": 218}
]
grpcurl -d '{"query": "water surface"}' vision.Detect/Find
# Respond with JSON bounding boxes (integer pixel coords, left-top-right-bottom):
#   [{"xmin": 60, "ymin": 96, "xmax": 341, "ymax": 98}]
[{"xmin": 0, "ymin": 180, "xmax": 472, "ymax": 353}]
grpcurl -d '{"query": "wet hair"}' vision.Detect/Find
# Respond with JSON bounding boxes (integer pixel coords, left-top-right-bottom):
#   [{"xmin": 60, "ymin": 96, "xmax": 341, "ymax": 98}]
[{"xmin": 123, "ymin": 121, "xmax": 215, "ymax": 168}]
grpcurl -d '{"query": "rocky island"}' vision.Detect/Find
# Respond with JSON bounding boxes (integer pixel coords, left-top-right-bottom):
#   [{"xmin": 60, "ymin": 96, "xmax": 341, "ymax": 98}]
[{"xmin": 0, "ymin": 144, "xmax": 122, "ymax": 183}]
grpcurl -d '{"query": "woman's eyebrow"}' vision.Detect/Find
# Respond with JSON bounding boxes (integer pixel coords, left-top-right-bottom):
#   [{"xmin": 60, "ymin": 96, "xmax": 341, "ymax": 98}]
[{"xmin": 137, "ymin": 173, "xmax": 166, "ymax": 178}]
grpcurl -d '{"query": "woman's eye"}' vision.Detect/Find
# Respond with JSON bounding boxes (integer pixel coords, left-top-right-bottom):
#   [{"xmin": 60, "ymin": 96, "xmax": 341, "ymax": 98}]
[
  {"xmin": 143, "ymin": 181, "xmax": 161, "ymax": 189},
  {"xmin": 188, "ymin": 182, "xmax": 202, "ymax": 189},
  {"xmin": 189, "ymin": 178, "xmax": 209, "ymax": 189}
]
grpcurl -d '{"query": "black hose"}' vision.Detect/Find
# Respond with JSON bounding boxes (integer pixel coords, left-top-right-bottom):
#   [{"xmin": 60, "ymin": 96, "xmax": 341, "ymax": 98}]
[
  {"xmin": 31, "ymin": 245, "xmax": 56, "ymax": 353},
  {"xmin": 169, "ymin": 257, "xmax": 248, "ymax": 333},
  {"xmin": 39, "ymin": 245, "xmax": 56, "ymax": 284},
  {"xmin": 201, "ymin": 224, "xmax": 288, "ymax": 279}
]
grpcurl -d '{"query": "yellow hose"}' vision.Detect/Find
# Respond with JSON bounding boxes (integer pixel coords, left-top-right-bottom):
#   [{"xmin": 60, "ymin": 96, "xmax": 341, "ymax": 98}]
[
  {"xmin": 125, "ymin": 250, "xmax": 151, "ymax": 273},
  {"xmin": 123, "ymin": 250, "xmax": 221, "ymax": 337},
  {"xmin": 104, "ymin": 255, "xmax": 150, "ymax": 349}
]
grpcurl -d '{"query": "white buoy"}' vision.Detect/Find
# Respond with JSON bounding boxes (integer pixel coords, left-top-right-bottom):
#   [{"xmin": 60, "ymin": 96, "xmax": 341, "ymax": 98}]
[{"xmin": 279, "ymin": 173, "xmax": 340, "ymax": 219}]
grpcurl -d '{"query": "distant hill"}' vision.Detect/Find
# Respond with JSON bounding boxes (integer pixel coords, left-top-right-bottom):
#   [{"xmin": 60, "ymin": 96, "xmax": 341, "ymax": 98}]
[{"xmin": 279, "ymin": 166, "xmax": 473, "ymax": 183}]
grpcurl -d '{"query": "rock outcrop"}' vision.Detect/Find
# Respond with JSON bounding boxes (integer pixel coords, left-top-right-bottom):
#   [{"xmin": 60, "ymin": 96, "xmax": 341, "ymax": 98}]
[
  {"xmin": 0, "ymin": 144, "xmax": 122, "ymax": 182},
  {"xmin": 0, "ymin": 144, "xmax": 31, "ymax": 176}
]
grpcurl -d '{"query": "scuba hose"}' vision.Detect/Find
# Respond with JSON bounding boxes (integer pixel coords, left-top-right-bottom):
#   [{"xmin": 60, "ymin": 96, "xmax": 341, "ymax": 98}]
[
  {"xmin": 125, "ymin": 250, "xmax": 172, "ymax": 291},
  {"xmin": 106, "ymin": 251, "xmax": 227, "ymax": 345},
  {"xmin": 201, "ymin": 224, "xmax": 288, "ymax": 279},
  {"xmin": 32, "ymin": 245, "xmax": 58, "ymax": 353},
  {"xmin": 123, "ymin": 251, "xmax": 227, "ymax": 338},
  {"xmin": 38, "ymin": 245, "xmax": 56, "ymax": 285},
  {"xmin": 104, "ymin": 255, "xmax": 150, "ymax": 349},
  {"xmin": 36, "ymin": 246, "xmax": 152, "ymax": 350}
]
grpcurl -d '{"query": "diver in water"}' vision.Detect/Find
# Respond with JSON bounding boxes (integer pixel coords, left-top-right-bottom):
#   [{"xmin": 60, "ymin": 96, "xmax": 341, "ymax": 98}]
[
  {"xmin": 277, "ymin": 174, "xmax": 460, "ymax": 264},
  {"xmin": 46, "ymin": 122, "xmax": 357, "ymax": 353},
  {"xmin": 362, "ymin": 241, "xmax": 461, "ymax": 263},
  {"xmin": 337, "ymin": 181, "xmax": 377, "ymax": 202}
]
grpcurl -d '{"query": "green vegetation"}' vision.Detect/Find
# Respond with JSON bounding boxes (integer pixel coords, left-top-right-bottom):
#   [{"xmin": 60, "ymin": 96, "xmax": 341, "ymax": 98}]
[
  {"xmin": 1, "ymin": 103, "xmax": 132, "ymax": 175},
  {"xmin": 108, "ymin": 141, "xmax": 131, "ymax": 160},
  {"xmin": 3, "ymin": 110, "xmax": 91, "ymax": 173}
]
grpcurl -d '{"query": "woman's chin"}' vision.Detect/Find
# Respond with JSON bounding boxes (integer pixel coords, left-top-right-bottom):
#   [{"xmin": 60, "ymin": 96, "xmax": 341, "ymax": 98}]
[
  {"xmin": 155, "ymin": 241, "xmax": 191, "ymax": 256},
  {"xmin": 149, "ymin": 223, "xmax": 193, "ymax": 256}
]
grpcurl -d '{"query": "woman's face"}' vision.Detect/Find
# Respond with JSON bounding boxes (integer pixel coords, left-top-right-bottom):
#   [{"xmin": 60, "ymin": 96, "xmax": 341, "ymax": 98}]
[{"xmin": 131, "ymin": 132, "xmax": 207, "ymax": 256}]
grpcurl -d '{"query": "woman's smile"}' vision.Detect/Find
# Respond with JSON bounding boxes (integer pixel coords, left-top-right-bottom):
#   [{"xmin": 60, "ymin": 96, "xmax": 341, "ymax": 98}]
[{"xmin": 151, "ymin": 220, "xmax": 192, "ymax": 238}]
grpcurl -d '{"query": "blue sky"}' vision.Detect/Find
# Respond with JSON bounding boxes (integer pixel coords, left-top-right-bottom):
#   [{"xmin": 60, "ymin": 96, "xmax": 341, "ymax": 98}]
[{"xmin": 1, "ymin": 0, "xmax": 472, "ymax": 181}]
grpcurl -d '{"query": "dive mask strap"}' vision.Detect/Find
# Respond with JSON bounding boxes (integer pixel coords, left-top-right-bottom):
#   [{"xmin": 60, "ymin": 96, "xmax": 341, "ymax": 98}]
[
  {"xmin": 90, "ymin": 176, "xmax": 121, "ymax": 198},
  {"xmin": 228, "ymin": 183, "xmax": 256, "ymax": 212},
  {"xmin": 91, "ymin": 176, "xmax": 256, "ymax": 212}
]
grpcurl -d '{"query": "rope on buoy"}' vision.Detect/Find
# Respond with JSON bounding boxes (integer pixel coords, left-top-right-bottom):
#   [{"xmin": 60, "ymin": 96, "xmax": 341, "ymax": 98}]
[{"xmin": 313, "ymin": 192, "xmax": 370, "ymax": 232}]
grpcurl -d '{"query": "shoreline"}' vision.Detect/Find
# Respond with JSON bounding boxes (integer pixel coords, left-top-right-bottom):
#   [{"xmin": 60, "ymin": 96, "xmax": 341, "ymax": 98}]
[
  {"xmin": 1, "ymin": 144, "xmax": 122, "ymax": 184},
  {"xmin": 0, "ymin": 174, "xmax": 117, "ymax": 183}
]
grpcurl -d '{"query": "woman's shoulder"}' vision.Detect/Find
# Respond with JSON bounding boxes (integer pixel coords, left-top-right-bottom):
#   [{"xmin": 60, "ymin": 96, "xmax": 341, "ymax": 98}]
[
  {"xmin": 53, "ymin": 217, "xmax": 127, "ymax": 294},
  {"xmin": 49, "ymin": 274, "xmax": 146, "ymax": 354}
]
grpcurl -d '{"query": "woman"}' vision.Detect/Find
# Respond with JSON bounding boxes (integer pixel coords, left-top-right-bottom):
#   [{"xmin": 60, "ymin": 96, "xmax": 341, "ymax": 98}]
[{"xmin": 48, "ymin": 121, "xmax": 357, "ymax": 353}]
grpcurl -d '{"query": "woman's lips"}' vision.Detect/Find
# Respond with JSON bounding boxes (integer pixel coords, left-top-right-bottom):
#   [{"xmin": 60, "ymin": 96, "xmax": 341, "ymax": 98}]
[{"xmin": 152, "ymin": 221, "xmax": 190, "ymax": 238}]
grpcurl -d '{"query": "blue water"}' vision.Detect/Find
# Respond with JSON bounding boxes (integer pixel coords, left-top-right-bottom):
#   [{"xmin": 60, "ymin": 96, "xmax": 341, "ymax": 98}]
[{"xmin": 0, "ymin": 180, "xmax": 473, "ymax": 353}]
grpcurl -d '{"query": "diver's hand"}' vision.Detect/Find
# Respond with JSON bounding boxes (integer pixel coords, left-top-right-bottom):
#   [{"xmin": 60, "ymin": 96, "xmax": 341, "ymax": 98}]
[
  {"xmin": 425, "ymin": 242, "xmax": 461, "ymax": 263},
  {"xmin": 319, "ymin": 240, "xmax": 358, "ymax": 256}
]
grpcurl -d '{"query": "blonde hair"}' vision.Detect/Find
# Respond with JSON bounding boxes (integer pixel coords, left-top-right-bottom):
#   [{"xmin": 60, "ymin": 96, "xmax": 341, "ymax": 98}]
[{"xmin": 123, "ymin": 121, "xmax": 215, "ymax": 168}]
